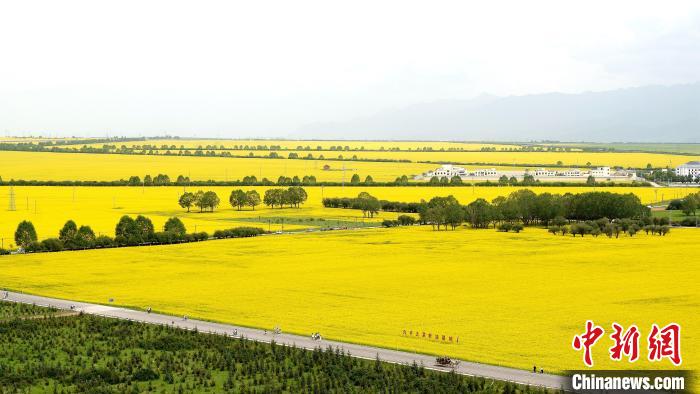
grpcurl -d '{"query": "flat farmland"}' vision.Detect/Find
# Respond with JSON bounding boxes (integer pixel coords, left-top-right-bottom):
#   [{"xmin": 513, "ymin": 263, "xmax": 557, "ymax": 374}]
[
  {"xmin": 0, "ymin": 185, "xmax": 695, "ymax": 243},
  {"xmin": 0, "ymin": 151, "xmax": 435, "ymax": 183},
  {"xmin": 1, "ymin": 226, "xmax": 697, "ymax": 373},
  {"xmin": 225, "ymin": 150, "xmax": 700, "ymax": 168},
  {"xmin": 62, "ymin": 139, "xmax": 700, "ymax": 167},
  {"xmin": 72, "ymin": 139, "xmax": 516, "ymax": 152}
]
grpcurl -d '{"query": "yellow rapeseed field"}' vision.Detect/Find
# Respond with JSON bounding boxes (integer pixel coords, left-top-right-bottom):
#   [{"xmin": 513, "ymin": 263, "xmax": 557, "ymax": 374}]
[
  {"xmin": 67, "ymin": 138, "xmax": 700, "ymax": 167},
  {"xmin": 0, "ymin": 185, "xmax": 695, "ymax": 243},
  {"xmin": 1, "ymin": 226, "xmax": 697, "ymax": 374},
  {"xmin": 263, "ymin": 149, "xmax": 699, "ymax": 168},
  {"xmin": 0, "ymin": 151, "xmax": 434, "ymax": 183},
  {"xmin": 0, "ymin": 186, "xmax": 694, "ymax": 243}
]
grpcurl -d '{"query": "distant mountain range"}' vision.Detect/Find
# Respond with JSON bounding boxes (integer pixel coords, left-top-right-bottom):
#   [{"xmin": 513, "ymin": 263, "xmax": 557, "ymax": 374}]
[{"xmin": 297, "ymin": 83, "xmax": 700, "ymax": 142}]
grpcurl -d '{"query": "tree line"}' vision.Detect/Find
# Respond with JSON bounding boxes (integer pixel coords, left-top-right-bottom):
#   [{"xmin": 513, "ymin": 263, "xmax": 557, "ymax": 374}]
[
  {"xmin": 0, "ymin": 141, "xmax": 673, "ymax": 176},
  {"xmin": 0, "ymin": 175, "xmax": 651, "ymax": 188},
  {"xmin": 325, "ymin": 191, "xmax": 652, "ymax": 232},
  {"xmin": 5, "ymin": 216, "xmax": 266, "ymax": 254},
  {"xmin": 178, "ymin": 187, "xmax": 308, "ymax": 212},
  {"xmin": 547, "ymin": 216, "xmax": 671, "ymax": 238}
]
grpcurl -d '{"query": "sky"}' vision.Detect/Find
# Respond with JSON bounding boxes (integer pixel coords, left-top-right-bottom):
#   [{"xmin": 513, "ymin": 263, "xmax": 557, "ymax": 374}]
[{"xmin": 1, "ymin": 0, "xmax": 699, "ymax": 137}]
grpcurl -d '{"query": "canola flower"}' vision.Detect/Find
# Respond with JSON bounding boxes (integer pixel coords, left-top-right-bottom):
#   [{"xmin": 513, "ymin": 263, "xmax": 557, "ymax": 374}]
[
  {"xmin": 1, "ymin": 226, "xmax": 697, "ymax": 374},
  {"xmin": 58, "ymin": 139, "xmax": 700, "ymax": 167},
  {"xmin": 0, "ymin": 185, "xmax": 695, "ymax": 242}
]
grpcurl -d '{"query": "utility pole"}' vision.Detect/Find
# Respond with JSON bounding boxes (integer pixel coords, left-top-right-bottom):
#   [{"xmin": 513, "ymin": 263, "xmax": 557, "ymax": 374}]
[{"xmin": 8, "ymin": 186, "xmax": 16, "ymax": 211}]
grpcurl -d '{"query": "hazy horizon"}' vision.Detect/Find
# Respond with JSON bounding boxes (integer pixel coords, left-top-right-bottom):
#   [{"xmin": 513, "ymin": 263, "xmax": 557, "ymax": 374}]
[{"xmin": 2, "ymin": 1, "xmax": 700, "ymax": 140}]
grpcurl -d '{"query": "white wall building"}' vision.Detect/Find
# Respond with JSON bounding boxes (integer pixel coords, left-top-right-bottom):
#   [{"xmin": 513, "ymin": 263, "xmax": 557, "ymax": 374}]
[
  {"xmin": 534, "ymin": 168, "xmax": 557, "ymax": 177},
  {"xmin": 427, "ymin": 164, "xmax": 467, "ymax": 178},
  {"xmin": 559, "ymin": 168, "xmax": 582, "ymax": 177},
  {"xmin": 675, "ymin": 161, "xmax": 700, "ymax": 178},
  {"xmin": 472, "ymin": 168, "xmax": 497, "ymax": 177},
  {"xmin": 590, "ymin": 167, "xmax": 611, "ymax": 177}
]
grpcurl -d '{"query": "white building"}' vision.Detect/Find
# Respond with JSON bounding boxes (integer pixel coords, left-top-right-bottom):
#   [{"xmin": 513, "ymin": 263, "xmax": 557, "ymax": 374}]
[
  {"xmin": 675, "ymin": 161, "xmax": 700, "ymax": 178},
  {"xmin": 559, "ymin": 168, "xmax": 582, "ymax": 177},
  {"xmin": 534, "ymin": 168, "xmax": 557, "ymax": 177},
  {"xmin": 472, "ymin": 168, "xmax": 497, "ymax": 177},
  {"xmin": 590, "ymin": 167, "xmax": 611, "ymax": 177},
  {"xmin": 427, "ymin": 164, "xmax": 467, "ymax": 178}
]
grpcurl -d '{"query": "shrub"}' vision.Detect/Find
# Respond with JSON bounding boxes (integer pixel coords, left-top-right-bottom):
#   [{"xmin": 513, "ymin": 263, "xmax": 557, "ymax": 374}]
[
  {"xmin": 497, "ymin": 223, "xmax": 512, "ymax": 232},
  {"xmin": 511, "ymin": 223, "xmax": 524, "ymax": 233},
  {"xmin": 41, "ymin": 238, "xmax": 64, "ymax": 252},
  {"xmin": 680, "ymin": 217, "xmax": 698, "ymax": 227},
  {"xmin": 24, "ymin": 241, "xmax": 44, "ymax": 253},
  {"xmin": 397, "ymin": 215, "xmax": 416, "ymax": 226},
  {"xmin": 94, "ymin": 235, "xmax": 114, "ymax": 248},
  {"xmin": 212, "ymin": 227, "xmax": 264, "ymax": 239},
  {"xmin": 381, "ymin": 220, "xmax": 399, "ymax": 228}
]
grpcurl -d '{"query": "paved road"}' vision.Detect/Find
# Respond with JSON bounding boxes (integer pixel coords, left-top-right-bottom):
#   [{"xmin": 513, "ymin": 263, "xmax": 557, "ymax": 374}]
[{"xmin": 2, "ymin": 290, "xmax": 568, "ymax": 390}]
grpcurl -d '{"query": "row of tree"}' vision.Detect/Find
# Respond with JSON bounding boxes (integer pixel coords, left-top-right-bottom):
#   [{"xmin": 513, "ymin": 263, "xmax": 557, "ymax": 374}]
[
  {"xmin": 178, "ymin": 191, "xmax": 221, "ymax": 212},
  {"xmin": 178, "ymin": 187, "xmax": 309, "ymax": 212},
  {"xmin": 325, "ymin": 190, "xmax": 650, "ymax": 231},
  {"xmin": 548, "ymin": 217, "xmax": 671, "ymax": 237},
  {"xmin": 0, "ymin": 174, "xmax": 651, "ymax": 188},
  {"xmin": 262, "ymin": 187, "xmax": 308, "ymax": 208},
  {"xmin": 8, "ymin": 216, "xmax": 267, "ymax": 253}
]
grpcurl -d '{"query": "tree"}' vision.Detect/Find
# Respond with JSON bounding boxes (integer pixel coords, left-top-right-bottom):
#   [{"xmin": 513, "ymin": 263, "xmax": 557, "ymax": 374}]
[
  {"xmin": 246, "ymin": 190, "xmax": 261, "ymax": 210},
  {"xmin": 200, "ymin": 191, "xmax": 220, "ymax": 212},
  {"xmin": 450, "ymin": 175, "xmax": 462, "ymax": 185},
  {"xmin": 75, "ymin": 225, "xmax": 96, "ymax": 247},
  {"xmin": 115, "ymin": 215, "xmax": 136, "ymax": 238},
  {"xmin": 134, "ymin": 215, "xmax": 155, "ymax": 240},
  {"xmin": 178, "ymin": 192, "xmax": 195, "ymax": 212},
  {"xmin": 194, "ymin": 191, "xmax": 206, "ymax": 212},
  {"xmin": 264, "ymin": 189, "xmax": 285, "ymax": 208},
  {"xmin": 682, "ymin": 195, "xmax": 698, "ymax": 216},
  {"xmin": 15, "ymin": 220, "xmax": 38, "ymax": 248},
  {"xmin": 59, "ymin": 220, "xmax": 78, "ymax": 243},
  {"xmin": 285, "ymin": 187, "xmax": 308, "ymax": 208},
  {"xmin": 350, "ymin": 174, "xmax": 361, "ymax": 185},
  {"xmin": 128, "ymin": 176, "xmax": 141, "ymax": 186},
  {"xmin": 143, "ymin": 174, "xmax": 153, "ymax": 186},
  {"xmin": 357, "ymin": 193, "xmax": 381, "ymax": 218},
  {"xmin": 586, "ymin": 175, "xmax": 596, "ymax": 185},
  {"xmin": 229, "ymin": 189, "xmax": 248, "ymax": 210},
  {"xmin": 444, "ymin": 204, "xmax": 464, "ymax": 230},
  {"xmin": 364, "ymin": 175, "xmax": 374, "ymax": 185},
  {"xmin": 164, "ymin": 217, "xmax": 186, "ymax": 237},
  {"xmin": 465, "ymin": 199, "xmax": 493, "ymax": 229}
]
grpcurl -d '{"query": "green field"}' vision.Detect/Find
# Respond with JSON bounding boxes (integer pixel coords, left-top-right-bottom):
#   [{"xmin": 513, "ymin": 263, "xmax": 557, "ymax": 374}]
[{"xmin": 0, "ymin": 301, "xmax": 526, "ymax": 393}]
